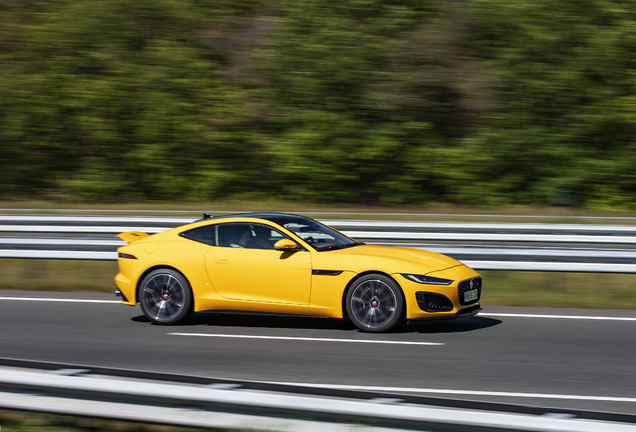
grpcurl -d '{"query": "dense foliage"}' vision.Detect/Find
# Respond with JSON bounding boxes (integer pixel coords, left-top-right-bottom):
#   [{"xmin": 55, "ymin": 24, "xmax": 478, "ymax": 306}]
[{"xmin": 2, "ymin": 0, "xmax": 636, "ymax": 208}]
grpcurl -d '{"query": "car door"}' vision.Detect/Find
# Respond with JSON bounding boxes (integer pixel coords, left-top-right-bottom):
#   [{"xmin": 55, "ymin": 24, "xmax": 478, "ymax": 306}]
[{"xmin": 204, "ymin": 222, "xmax": 311, "ymax": 304}]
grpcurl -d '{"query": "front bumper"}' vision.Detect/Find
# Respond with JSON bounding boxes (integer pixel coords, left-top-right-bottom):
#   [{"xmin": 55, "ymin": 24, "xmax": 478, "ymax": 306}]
[
  {"xmin": 395, "ymin": 265, "xmax": 482, "ymax": 320},
  {"xmin": 407, "ymin": 305, "xmax": 482, "ymax": 325}
]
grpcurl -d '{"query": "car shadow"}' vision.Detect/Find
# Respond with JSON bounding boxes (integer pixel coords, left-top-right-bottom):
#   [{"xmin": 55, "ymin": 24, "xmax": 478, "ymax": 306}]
[
  {"xmin": 193, "ymin": 313, "xmax": 357, "ymax": 330},
  {"xmin": 130, "ymin": 313, "xmax": 355, "ymax": 330},
  {"xmin": 132, "ymin": 313, "xmax": 501, "ymax": 333},
  {"xmin": 404, "ymin": 316, "xmax": 502, "ymax": 333}
]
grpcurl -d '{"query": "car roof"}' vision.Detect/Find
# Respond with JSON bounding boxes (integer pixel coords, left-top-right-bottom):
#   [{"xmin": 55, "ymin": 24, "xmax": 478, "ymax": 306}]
[{"xmin": 202, "ymin": 212, "xmax": 314, "ymax": 226}]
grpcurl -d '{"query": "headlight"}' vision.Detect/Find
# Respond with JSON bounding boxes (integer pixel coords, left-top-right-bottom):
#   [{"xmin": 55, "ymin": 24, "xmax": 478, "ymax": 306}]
[{"xmin": 401, "ymin": 274, "xmax": 453, "ymax": 285}]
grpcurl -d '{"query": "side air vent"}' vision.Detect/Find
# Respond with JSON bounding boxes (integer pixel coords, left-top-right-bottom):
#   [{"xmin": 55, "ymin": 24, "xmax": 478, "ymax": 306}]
[{"xmin": 415, "ymin": 292, "xmax": 454, "ymax": 312}]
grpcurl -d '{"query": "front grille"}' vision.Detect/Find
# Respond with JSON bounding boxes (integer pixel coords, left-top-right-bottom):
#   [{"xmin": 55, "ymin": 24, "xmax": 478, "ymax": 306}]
[{"xmin": 458, "ymin": 277, "xmax": 482, "ymax": 305}]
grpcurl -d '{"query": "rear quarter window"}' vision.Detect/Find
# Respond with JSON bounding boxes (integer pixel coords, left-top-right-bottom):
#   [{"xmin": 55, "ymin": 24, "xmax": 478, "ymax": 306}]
[{"xmin": 180, "ymin": 225, "xmax": 216, "ymax": 246}]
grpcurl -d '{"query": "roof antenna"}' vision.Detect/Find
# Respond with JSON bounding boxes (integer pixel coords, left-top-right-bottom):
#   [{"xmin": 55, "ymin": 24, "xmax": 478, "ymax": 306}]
[{"xmin": 202, "ymin": 213, "xmax": 212, "ymax": 219}]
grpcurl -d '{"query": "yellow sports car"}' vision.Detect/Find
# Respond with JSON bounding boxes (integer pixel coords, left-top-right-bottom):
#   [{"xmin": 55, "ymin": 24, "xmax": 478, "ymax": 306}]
[{"xmin": 115, "ymin": 213, "xmax": 482, "ymax": 332}]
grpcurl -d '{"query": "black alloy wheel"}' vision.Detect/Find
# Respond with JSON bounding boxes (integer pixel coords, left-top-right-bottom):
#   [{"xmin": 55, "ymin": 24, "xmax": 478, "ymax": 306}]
[
  {"xmin": 139, "ymin": 268, "xmax": 193, "ymax": 324},
  {"xmin": 346, "ymin": 274, "xmax": 404, "ymax": 332}
]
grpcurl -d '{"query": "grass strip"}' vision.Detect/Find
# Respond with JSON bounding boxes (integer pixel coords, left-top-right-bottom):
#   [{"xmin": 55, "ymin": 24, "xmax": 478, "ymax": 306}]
[
  {"xmin": 0, "ymin": 259, "xmax": 117, "ymax": 293},
  {"xmin": 0, "ymin": 409, "xmax": 245, "ymax": 432},
  {"xmin": 479, "ymin": 270, "xmax": 636, "ymax": 309},
  {"xmin": 1, "ymin": 259, "xmax": 635, "ymax": 310}
]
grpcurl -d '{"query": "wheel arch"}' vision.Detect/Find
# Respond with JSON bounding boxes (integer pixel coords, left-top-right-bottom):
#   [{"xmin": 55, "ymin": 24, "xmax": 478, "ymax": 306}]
[{"xmin": 341, "ymin": 270, "xmax": 405, "ymax": 320}]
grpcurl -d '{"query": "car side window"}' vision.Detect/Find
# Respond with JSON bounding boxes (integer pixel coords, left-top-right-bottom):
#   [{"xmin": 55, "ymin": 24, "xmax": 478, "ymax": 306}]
[
  {"xmin": 180, "ymin": 225, "xmax": 216, "ymax": 246},
  {"xmin": 216, "ymin": 223, "xmax": 286, "ymax": 250}
]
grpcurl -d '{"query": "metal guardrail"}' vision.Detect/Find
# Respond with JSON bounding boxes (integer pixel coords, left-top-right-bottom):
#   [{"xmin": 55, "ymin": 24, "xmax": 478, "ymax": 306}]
[
  {"xmin": 2, "ymin": 215, "xmax": 636, "ymax": 272},
  {"xmin": 1, "ymin": 359, "xmax": 634, "ymax": 432}
]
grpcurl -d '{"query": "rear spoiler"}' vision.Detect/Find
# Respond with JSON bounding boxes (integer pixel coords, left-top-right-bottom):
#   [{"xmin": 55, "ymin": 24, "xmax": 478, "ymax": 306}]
[{"xmin": 116, "ymin": 231, "xmax": 150, "ymax": 244}]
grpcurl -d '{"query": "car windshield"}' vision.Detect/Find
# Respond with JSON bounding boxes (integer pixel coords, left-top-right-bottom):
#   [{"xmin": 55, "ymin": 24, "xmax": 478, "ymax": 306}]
[{"xmin": 282, "ymin": 219, "xmax": 363, "ymax": 251}]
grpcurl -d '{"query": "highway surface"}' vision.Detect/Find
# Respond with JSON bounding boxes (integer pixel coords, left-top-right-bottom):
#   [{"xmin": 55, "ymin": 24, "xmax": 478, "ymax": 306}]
[{"xmin": 1, "ymin": 290, "xmax": 635, "ymax": 417}]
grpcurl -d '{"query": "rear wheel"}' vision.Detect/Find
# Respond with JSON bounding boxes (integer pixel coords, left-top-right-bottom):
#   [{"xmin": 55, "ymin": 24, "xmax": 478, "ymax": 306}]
[
  {"xmin": 346, "ymin": 274, "xmax": 404, "ymax": 332},
  {"xmin": 139, "ymin": 269, "xmax": 193, "ymax": 325}
]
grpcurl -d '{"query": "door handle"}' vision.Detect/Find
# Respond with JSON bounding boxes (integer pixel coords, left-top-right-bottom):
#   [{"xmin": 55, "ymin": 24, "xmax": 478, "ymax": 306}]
[{"xmin": 215, "ymin": 259, "xmax": 229, "ymax": 264}]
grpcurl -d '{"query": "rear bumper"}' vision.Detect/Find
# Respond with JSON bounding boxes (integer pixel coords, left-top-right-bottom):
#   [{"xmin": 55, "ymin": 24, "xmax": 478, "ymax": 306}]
[
  {"xmin": 115, "ymin": 271, "xmax": 136, "ymax": 306},
  {"xmin": 114, "ymin": 289, "xmax": 130, "ymax": 303}
]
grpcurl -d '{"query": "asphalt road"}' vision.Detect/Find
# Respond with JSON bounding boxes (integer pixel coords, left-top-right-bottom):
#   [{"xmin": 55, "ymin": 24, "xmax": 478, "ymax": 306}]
[{"xmin": 1, "ymin": 290, "xmax": 635, "ymax": 416}]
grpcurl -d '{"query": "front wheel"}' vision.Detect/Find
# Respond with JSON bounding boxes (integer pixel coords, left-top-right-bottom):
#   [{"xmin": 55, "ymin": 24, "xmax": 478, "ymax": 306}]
[
  {"xmin": 346, "ymin": 274, "xmax": 404, "ymax": 332},
  {"xmin": 139, "ymin": 269, "xmax": 193, "ymax": 325}
]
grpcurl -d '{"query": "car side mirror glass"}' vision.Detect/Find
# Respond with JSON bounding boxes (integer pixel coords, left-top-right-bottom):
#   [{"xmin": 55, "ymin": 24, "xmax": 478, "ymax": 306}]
[{"xmin": 274, "ymin": 239, "xmax": 299, "ymax": 251}]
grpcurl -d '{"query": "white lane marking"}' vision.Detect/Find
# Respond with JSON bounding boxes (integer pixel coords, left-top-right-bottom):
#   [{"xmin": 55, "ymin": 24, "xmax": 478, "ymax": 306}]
[
  {"xmin": 0, "ymin": 250, "xmax": 117, "ymax": 260},
  {"xmin": 482, "ymin": 313, "xmax": 636, "ymax": 321},
  {"xmin": 261, "ymin": 382, "xmax": 636, "ymax": 403},
  {"xmin": 0, "ymin": 225, "xmax": 167, "ymax": 233},
  {"xmin": 168, "ymin": 333, "xmax": 444, "ymax": 346},
  {"xmin": 344, "ymin": 230, "xmax": 636, "ymax": 244},
  {"xmin": 1, "ymin": 296, "xmax": 634, "ymax": 322},
  {"xmin": 0, "ymin": 297, "xmax": 120, "ymax": 304}
]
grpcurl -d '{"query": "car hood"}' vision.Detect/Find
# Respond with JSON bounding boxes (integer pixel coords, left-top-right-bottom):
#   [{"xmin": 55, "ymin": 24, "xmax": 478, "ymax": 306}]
[{"xmin": 311, "ymin": 244, "xmax": 462, "ymax": 275}]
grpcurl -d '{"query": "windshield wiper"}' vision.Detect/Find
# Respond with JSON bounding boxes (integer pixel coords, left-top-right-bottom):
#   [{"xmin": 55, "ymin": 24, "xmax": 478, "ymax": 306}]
[{"xmin": 316, "ymin": 242, "xmax": 364, "ymax": 251}]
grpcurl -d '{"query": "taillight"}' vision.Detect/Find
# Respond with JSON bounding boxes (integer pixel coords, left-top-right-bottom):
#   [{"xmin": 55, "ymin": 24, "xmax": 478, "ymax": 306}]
[{"xmin": 118, "ymin": 252, "xmax": 137, "ymax": 260}]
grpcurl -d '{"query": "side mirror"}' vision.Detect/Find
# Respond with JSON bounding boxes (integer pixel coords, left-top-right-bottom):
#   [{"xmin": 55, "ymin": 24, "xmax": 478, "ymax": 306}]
[{"xmin": 274, "ymin": 239, "xmax": 299, "ymax": 251}]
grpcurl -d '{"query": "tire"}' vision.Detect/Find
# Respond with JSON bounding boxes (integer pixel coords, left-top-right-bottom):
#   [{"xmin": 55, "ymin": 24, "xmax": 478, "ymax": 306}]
[
  {"xmin": 139, "ymin": 268, "xmax": 193, "ymax": 325},
  {"xmin": 345, "ymin": 274, "xmax": 404, "ymax": 332}
]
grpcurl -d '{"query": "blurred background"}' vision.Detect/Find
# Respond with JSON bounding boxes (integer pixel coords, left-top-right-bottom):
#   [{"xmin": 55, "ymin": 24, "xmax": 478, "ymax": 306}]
[
  {"xmin": 1, "ymin": 0, "xmax": 636, "ymax": 209},
  {"xmin": 3, "ymin": 4, "xmax": 636, "ymax": 429}
]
